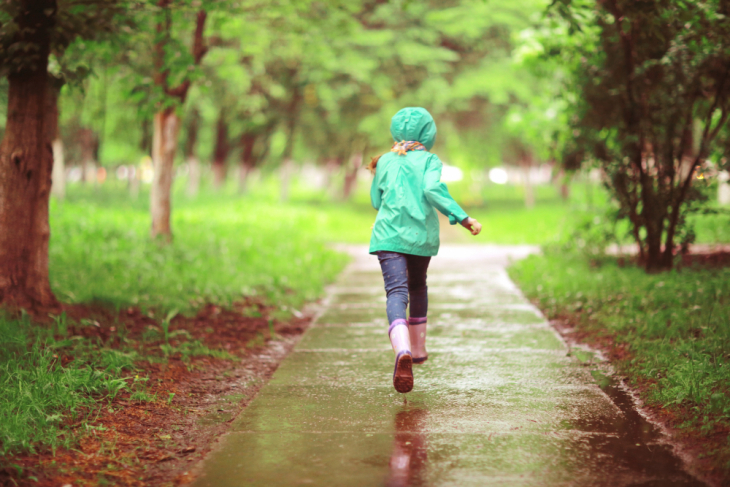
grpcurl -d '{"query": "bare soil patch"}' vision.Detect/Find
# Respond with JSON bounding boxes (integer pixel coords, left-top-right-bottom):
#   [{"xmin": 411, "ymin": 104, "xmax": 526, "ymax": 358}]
[{"xmin": 0, "ymin": 300, "xmax": 312, "ymax": 487}]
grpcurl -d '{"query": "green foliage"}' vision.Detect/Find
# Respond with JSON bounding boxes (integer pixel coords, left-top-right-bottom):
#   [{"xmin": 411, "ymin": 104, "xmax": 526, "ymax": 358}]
[
  {"xmin": 511, "ymin": 253, "xmax": 730, "ymax": 451},
  {"xmin": 0, "ymin": 0, "xmax": 127, "ymax": 77},
  {"xmin": 549, "ymin": 0, "xmax": 730, "ymax": 270}
]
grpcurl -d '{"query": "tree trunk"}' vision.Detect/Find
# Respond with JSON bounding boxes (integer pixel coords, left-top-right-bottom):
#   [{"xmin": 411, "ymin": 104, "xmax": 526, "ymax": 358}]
[
  {"xmin": 49, "ymin": 84, "xmax": 66, "ymax": 201},
  {"xmin": 150, "ymin": 4, "xmax": 207, "ymax": 238},
  {"xmin": 718, "ymin": 171, "xmax": 730, "ymax": 206},
  {"xmin": 279, "ymin": 85, "xmax": 302, "ymax": 202},
  {"xmin": 150, "ymin": 108, "xmax": 179, "ymax": 240},
  {"xmin": 129, "ymin": 165, "xmax": 140, "ymax": 198},
  {"xmin": 644, "ymin": 229, "xmax": 667, "ymax": 272},
  {"xmin": 51, "ymin": 140, "xmax": 65, "ymax": 200},
  {"xmin": 343, "ymin": 153, "xmax": 361, "ymax": 200},
  {"xmin": 641, "ymin": 194, "xmax": 669, "ymax": 272},
  {"xmin": 0, "ymin": 1, "xmax": 59, "ymax": 311},
  {"xmin": 79, "ymin": 128, "xmax": 98, "ymax": 185},
  {"xmin": 556, "ymin": 168, "xmax": 570, "ymax": 202},
  {"xmin": 521, "ymin": 159, "xmax": 535, "ymax": 208},
  {"xmin": 212, "ymin": 162, "xmax": 226, "ymax": 189},
  {"xmin": 186, "ymin": 156, "xmax": 200, "ymax": 197},
  {"xmin": 212, "ymin": 109, "xmax": 229, "ymax": 190},
  {"xmin": 238, "ymin": 132, "xmax": 257, "ymax": 194},
  {"xmin": 238, "ymin": 164, "xmax": 250, "ymax": 193},
  {"xmin": 184, "ymin": 108, "xmax": 201, "ymax": 197},
  {"xmin": 279, "ymin": 158, "xmax": 293, "ymax": 203}
]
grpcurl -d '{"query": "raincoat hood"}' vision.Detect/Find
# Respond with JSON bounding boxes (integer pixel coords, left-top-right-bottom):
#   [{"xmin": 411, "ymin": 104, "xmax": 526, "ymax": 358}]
[{"xmin": 390, "ymin": 107, "xmax": 437, "ymax": 150}]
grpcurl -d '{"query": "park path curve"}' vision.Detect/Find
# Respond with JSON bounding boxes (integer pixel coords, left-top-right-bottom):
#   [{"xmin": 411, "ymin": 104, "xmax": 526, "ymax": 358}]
[{"xmin": 190, "ymin": 245, "xmax": 703, "ymax": 487}]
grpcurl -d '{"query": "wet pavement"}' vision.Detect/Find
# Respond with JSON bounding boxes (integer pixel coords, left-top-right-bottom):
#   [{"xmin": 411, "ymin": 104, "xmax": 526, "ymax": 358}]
[{"xmin": 190, "ymin": 245, "xmax": 704, "ymax": 487}]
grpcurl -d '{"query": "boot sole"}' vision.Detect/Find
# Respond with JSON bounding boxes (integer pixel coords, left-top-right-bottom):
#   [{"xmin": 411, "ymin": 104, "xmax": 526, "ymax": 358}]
[
  {"xmin": 413, "ymin": 355, "xmax": 428, "ymax": 364},
  {"xmin": 393, "ymin": 352, "xmax": 414, "ymax": 393}
]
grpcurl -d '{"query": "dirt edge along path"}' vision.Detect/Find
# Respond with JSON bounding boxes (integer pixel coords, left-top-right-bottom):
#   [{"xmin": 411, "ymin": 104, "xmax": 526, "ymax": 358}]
[{"xmin": 0, "ymin": 299, "xmax": 318, "ymax": 487}]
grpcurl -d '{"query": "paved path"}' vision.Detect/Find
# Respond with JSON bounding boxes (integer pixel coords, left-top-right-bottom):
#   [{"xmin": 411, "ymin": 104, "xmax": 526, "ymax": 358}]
[{"xmin": 191, "ymin": 245, "xmax": 703, "ymax": 487}]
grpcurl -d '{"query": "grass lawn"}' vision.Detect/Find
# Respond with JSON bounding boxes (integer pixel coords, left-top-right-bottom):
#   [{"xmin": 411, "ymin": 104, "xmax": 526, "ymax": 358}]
[{"xmin": 510, "ymin": 253, "xmax": 730, "ymax": 475}]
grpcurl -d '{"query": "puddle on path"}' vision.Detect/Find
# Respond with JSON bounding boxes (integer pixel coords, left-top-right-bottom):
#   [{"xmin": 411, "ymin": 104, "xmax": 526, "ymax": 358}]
[{"xmin": 581, "ymin": 373, "xmax": 703, "ymax": 486}]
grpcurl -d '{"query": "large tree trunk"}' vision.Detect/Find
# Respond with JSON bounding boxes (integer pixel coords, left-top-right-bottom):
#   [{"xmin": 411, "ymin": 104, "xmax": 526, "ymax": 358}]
[
  {"xmin": 0, "ymin": 0, "xmax": 59, "ymax": 311},
  {"xmin": 150, "ymin": 108, "xmax": 179, "ymax": 240}
]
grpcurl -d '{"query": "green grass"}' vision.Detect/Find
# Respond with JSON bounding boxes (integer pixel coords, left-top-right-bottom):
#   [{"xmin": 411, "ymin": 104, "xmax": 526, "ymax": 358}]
[
  {"xmin": 510, "ymin": 253, "xmax": 730, "ymax": 465},
  {"xmin": 0, "ymin": 314, "xmax": 134, "ymax": 455},
  {"xmin": 51, "ymin": 184, "xmax": 351, "ymax": 312}
]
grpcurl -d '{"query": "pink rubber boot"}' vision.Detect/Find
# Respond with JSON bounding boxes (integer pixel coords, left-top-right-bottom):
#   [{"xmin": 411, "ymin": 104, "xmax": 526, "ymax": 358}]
[{"xmin": 389, "ymin": 319, "xmax": 413, "ymax": 393}]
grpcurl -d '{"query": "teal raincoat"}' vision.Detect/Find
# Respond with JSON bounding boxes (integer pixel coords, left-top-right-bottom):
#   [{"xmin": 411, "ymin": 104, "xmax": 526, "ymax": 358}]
[{"xmin": 369, "ymin": 107, "xmax": 468, "ymax": 257}]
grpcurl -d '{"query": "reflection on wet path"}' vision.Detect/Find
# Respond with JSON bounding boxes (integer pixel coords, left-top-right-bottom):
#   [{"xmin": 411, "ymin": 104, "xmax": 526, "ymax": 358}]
[
  {"xmin": 190, "ymin": 245, "xmax": 704, "ymax": 487},
  {"xmin": 386, "ymin": 407, "xmax": 428, "ymax": 487},
  {"xmin": 575, "ymin": 373, "xmax": 701, "ymax": 486}
]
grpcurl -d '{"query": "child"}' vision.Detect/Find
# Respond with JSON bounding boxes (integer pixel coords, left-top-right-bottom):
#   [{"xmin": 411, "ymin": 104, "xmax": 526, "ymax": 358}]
[{"xmin": 369, "ymin": 107, "xmax": 482, "ymax": 393}]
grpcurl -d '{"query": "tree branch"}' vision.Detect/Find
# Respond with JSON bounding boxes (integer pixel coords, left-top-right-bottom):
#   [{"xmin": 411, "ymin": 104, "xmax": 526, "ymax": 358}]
[{"xmin": 166, "ymin": 9, "xmax": 207, "ymax": 102}]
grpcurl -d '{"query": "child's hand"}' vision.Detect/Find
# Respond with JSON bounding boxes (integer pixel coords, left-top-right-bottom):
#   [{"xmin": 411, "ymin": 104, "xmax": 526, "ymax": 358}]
[{"xmin": 463, "ymin": 217, "xmax": 482, "ymax": 236}]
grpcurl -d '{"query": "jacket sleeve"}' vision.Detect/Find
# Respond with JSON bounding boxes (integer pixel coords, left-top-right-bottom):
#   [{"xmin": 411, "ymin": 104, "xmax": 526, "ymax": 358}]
[
  {"xmin": 423, "ymin": 155, "xmax": 469, "ymax": 225},
  {"xmin": 370, "ymin": 170, "xmax": 382, "ymax": 210}
]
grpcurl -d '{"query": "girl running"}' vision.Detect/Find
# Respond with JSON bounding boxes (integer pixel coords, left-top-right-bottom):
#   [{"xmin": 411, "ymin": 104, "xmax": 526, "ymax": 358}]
[{"xmin": 368, "ymin": 107, "xmax": 482, "ymax": 394}]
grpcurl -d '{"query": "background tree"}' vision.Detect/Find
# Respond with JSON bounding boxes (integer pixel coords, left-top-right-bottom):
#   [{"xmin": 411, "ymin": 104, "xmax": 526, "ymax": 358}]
[
  {"xmin": 148, "ymin": 2, "xmax": 209, "ymax": 240},
  {"xmin": 0, "ymin": 0, "xmax": 123, "ymax": 311},
  {"xmin": 552, "ymin": 0, "xmax": 730, "ymax": 271}
]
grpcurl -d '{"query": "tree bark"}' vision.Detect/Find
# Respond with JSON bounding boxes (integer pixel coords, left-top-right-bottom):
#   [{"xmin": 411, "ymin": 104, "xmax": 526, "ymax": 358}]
[
  {"xmin": 51, "ymin": 138, "xmax": 65, "ymax": 200},
  {"xmin": 279, "ymin": 158, "xmax": 293, "ymax": 203},
  {"xmin": 186, "ymin": 156, "xmax": 200, "ymax": 197},
  {"xmin": 279, "ymin": 85, "xmax": 302, "ymax": 202},
  {"xmin": 150, "ymin": 108, "xmax": 179, "ymax": 240},
  {"xmin": 79, "ymin": 128, "xmax": 98, "ymax": 185},
  {"xmin": 0, "ymin": 0, "xmax": 59, "ymax": 311},
  {"xmin": 212, "ymin": 109, "xmax": 229, "ymax": 190},
  {"xmin": 184, "ymin": 108, "xmax": 201, "ymax": 197},
  {"xmin": 521, "ymin": 158, "xmax": 535, "ymax": 208},
  {"xmin": 555, "ymin": 168, "xmax": 570, "ymax": 202},
  {"xmin": 238, "ymin": 132, "xmax": 257, "ymax": 194},
  {"xmin": 343, "ymin": 153, "xmax": 361, "ymax": 200}
]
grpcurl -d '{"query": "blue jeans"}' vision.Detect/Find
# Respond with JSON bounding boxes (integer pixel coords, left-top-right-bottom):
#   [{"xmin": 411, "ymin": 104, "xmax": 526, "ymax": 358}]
[{"xmin": 377, "ymin": 251, "xmax": 431, "ymax": 324}]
